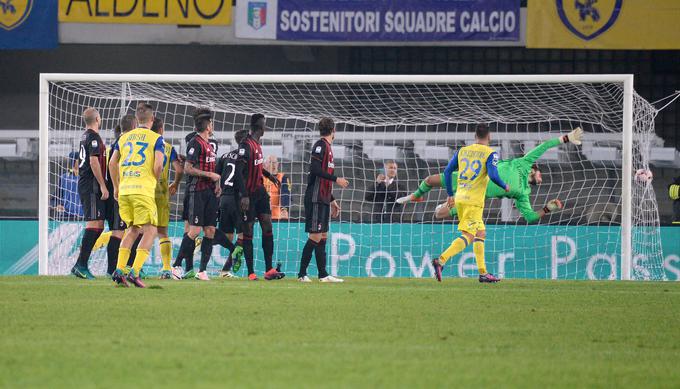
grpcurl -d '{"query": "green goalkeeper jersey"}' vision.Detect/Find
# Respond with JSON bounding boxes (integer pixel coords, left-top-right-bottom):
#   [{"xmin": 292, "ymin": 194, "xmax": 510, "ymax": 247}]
[{"xmin": 442, "ymin": 138, "xmax": 561, "ymax": 224}]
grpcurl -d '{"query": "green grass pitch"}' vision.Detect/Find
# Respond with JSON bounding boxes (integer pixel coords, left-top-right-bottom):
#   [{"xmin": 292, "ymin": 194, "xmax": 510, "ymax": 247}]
[{"xmin": 1, "ymin": 276, "xmax": 679, "ymax": 388}]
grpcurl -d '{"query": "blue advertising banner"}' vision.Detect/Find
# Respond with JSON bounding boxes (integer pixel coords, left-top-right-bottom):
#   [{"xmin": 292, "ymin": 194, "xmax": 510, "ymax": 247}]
[
  {"xmin": 3, "ymin": 220, "xmax": 680, "ymax": 281},
  {"xmin": 0, "ymin": 0, "xmax": 58, "ymax": 49},
  {"xmin": 276, "ymin": 0, "xmax": 519, "ymax": 41}
]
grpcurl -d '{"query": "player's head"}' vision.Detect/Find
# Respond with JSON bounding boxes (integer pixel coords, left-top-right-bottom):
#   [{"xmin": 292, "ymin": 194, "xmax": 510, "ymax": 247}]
[
  {"xmin": 264, "ymin": 155, "xmax": 278, "ymax": 173},
  {"xmin": 151, "ymin": 117, "xmax": 164, "ymax": 135},
  {"xmin": 82, "ymin": 107, "xmax": 101, "ymax": 130},
  {"xmin": 193, "ymin": 107, "xmax": 213, "ymax": 135},
  {"xmin": 234, "ymin": 129, "xmax": 248, "ymax": 145},
  {"xmin": 384, "ymin": 160, "xmax": 398, "ymax": 179},
  {"xmin": 135, "ymin": 102, "xmax": 154, "ymax": 127},
  {"xmin": 250, "ymin": 114, "xmax": 266, "ymax": 137},
  {"xmin": 529, "ymin": 164, "xmax": 543, "ymax": 185},
  {"xmin": 474, "ymin": 124, "xmax": 490, "ymax": 142},
  {"xmin": 318, "ymin": 117, "xmax": 335, "ymax": 141},
  {"xmin": 120, "ymin": 114, "xmax": 136, "ymax": 134}
]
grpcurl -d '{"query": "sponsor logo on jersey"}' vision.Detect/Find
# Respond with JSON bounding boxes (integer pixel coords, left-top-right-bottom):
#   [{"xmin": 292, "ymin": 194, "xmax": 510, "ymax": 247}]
[
  {"xmin": 314, "ymin": 146, "xmax": 322, "ymax": 154},
  {"xmin": 239, "ymin": 148, "xmax": 245, "ymax": 156},
  {"xmin": 328, "ymin": 162, "xmax": 335, "ymax": 168},
  {"xmin": 92, "ymin": 140, "xmax": 98, "ymax": 148},
  {"xmin": 254, "ymin": 158, "xmax": 264, "ymax": 166},
  {"xmin": 188, "ymin": 147, "xmax": 195, "ymax": 155}
]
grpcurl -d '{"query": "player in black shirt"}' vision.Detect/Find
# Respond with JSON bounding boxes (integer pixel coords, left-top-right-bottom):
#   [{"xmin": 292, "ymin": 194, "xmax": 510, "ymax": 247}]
[
  {"xmin": 298, "ymin": 117, "xmax": 349, "ymax": 283},
  {"xmin": 235, "ymin": 114, "xmax": 284, "ymax": 280},
  {"xmin": 214, "ymin": 129, "xmax": 249, "ymax": 277},
  {"xmin": 71, "ymin": 108, "xmax": 109, "ymax": 279},
  {"xmin": 172, "ymin": 107, "xmax": 221, "ymax": 280}
]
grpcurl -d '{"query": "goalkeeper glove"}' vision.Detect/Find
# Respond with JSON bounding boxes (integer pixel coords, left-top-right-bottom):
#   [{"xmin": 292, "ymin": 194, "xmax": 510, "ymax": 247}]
[
  {"xmin": 561, "ymin": 127, "xmax": 583, "ymax": 145},
  {"xmin": 670, "ymin": 184, "xmax": 680, "ymax": 200},
  {"xmin": 543, "ymin": 199, "xmax": 563, "ymax": 214}
]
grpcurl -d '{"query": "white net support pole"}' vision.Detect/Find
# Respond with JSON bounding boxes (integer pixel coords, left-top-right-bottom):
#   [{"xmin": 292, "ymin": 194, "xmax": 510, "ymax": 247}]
[{"xmin": 621, "ymin": 75, "xmax": 634, "ymax": 281}]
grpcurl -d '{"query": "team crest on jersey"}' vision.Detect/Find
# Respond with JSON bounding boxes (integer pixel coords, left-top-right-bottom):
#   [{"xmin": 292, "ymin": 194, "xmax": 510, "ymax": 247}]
[
  {"xmin": 556, "ymin": 0, "xmax": 622, "ymax": 41},
  {"xmin": 0, "ymin": 0, "xmax": 33, "ymax": 31},
  {"xmin": 314, "ymin": 146, "xmax": 322, "ymax": 154}
]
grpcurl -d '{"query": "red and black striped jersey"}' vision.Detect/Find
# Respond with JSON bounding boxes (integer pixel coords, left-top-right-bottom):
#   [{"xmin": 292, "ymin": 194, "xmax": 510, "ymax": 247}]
[
  {"xmin": 305, "ymin": 138, "xmax": 336, "ymax": 204},
  {"xmin": 77, "ymin": 129, "xmax": 106, "ymax": 195},
  {"xmin": 185, "ymin": 135, "xmax": 216, "ymax": 192},
  {"xmin": 237, "ymin": 135, "xmax": 265, "ymax": 195}
]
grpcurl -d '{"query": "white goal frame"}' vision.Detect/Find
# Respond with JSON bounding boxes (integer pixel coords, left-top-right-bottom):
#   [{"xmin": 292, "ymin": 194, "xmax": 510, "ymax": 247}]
[{"xmin": 38, "ymin": 73, "xmax": 635, "ymax": 279}]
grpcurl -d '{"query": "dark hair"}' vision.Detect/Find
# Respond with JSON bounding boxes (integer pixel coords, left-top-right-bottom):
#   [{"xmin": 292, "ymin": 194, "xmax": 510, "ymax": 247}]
[
  {"xmin": 120, "ymin": 114, "xmax": 136, "ymax": 133},
  {"xmin": 318, "ymin": 117, "xmax": 334, "ymax": 136},
  {"xmin": 193, "ymin": 107, "xmax": 213, "ymax": 133},
  {"xmin": 384, "ymin": 160, "xmax": 397, "ymax": 167},
  {"xmin": 474, "ymin": 124, "xmax": 490, "ymax": 140},
  {"xmin": 234, "ymin": 129, "xmax": 248, "ymax": 144},
  {"xmin": 250, "ymin": 113, "xmax": 265, "ymax": 132},
  {"xmin": 135, "ymin": 102, "xmax": 154, "ymax": 124},
  {"xmin": 531, "ymin": 163, "xmax": 541, "ymax": 172},
  {"xmin": 151, "ymin": 117, "xmax": 164, "ymax": 134},
  {"xmin": 114, "ymin": 125, "xmax": 122, "ymax": 139}
]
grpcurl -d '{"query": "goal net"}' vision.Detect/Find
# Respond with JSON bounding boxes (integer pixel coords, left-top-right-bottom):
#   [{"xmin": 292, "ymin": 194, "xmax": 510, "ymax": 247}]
[{"xmin": 40, "ymin": 74, "xmax": 666, "ymax": 280}]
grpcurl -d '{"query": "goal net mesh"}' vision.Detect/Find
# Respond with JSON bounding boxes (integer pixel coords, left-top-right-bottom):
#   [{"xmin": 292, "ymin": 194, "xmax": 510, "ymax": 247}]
[{"xmin": 44, "ymin": 78, "xmax": 665, "ymax": 280}]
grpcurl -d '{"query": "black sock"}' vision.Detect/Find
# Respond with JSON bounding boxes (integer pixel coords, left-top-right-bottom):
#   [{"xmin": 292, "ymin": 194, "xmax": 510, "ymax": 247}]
[
  {"xmin": 298, "ymin": 239, "xmax": 318, "ymax": 278},
  {"xmin": 243, "ymin": 236, "xmax": 254, "ymax": 275},
  {"xmin": 199, "ymin": 237, "xmax": 213, "ymax": 272},
  {"xmin": 77, "ymin": 228, "xmax": 103, "ymax": 268},
  {"xmin": 213, "ymin": 229, "xmax": 235, "ymax": 252},
  {"xmin": 106, "ymin": 236, "xmax": 121, "ymax": 275},
  {"xmin": 174, "ymin": 233, "xmax": 195, "ymax": 270},
  {"xmin": 315, "ymin": 239, "xmax": 329, "ymax": 278},
  {"xmin": 262, "ymin": 231, "xmax": 274, "ymax": 271},
  {"xmin": 222, "ymin": 254, "xmax": 233, "ymax": 272},
  {"xmin": 128, "ymin": 235, "xmax": 142, "ymax": 267}
]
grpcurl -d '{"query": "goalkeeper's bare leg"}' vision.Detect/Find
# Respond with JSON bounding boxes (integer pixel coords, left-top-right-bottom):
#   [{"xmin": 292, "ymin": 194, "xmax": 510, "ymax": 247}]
[{"xmin": 396, "ymin": 174, "xmax": 441, "ymax": 204}]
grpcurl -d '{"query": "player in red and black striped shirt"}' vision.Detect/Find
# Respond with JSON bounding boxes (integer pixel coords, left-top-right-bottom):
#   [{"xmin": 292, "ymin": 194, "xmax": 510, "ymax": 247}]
[
  {"xmin": 235, "ymin": 114, "xmax": 284, "ymax": 280},
  {"xmin": 173, "ymin": 107, "xmax": 221, "ymax": 280},
  {"xmin": 298, "ymin": 117, "xmax": 349, "ymax": 283},
  {"xmin": 71, "ymin": 107, "xmax": 109, "ymax": 279}
]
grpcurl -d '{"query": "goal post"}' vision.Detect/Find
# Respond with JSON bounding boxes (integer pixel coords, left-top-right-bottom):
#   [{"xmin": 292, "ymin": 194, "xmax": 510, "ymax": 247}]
[{"xmin": 38, "ymin": 73, "xmax": 661, "ymax": 280}]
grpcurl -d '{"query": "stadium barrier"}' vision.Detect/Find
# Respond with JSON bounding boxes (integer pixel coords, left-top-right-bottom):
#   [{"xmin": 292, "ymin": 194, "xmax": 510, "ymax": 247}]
[{"xmin": 3, "ymin": 220, "xmax": 679, "ymax": 280}]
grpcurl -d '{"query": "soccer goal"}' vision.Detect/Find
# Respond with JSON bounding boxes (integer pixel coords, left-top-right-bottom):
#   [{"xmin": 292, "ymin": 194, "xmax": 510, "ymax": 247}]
[{"xmin": 39, "ymin": 74, "xmax": 665, "ymax": 280}]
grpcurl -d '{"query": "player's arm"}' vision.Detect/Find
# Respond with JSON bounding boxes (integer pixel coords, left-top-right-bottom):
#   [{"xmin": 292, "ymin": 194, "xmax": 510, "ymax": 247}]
[
  {"xmin": 486, "ymin": 152, "xmax": 509, "ymax": 192},
  {"xmin": 235, "ymin": 145, "xmax": 251, "ymax": 211},
  {"xmin": 88, "ymin": 139, "xmax": 108, "ymax": 200},
  {"xmin": 263, "ymin": 169, "xmax": 281, "ymax": 187},
  {"xmin": 522, "ymin": 127, "xmax": 583, "ymax": 166},
  {"xmin": 109, "ymin": 147, "xmax": 120, "ymax": 201},
  {"xmin": 443, "ymin": 151, "xmax": 459, "ymax": 197},
  {"xmin": 169, "ymin": 147, "xmax": 183, "ymax": 196},
  {"xmin": 310, "ymin": 148, "xmax": 349, "ymax": 187},
  {"xmin": 184, "ymin": 141, "xmax": 220, "ymax": 181},
  {"xmin": 153, "ymin": 137, "xmax": 165, "ymax": 180}
]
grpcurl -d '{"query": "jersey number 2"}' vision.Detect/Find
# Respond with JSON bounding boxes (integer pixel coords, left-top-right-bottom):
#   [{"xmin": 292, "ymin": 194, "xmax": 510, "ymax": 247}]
[
  {"xmin": 122, "ymin": 141, "xmax": 149, "ymax": 167},
  {"xmin": 223, "ymin": 163, "xmax": 236, "ymax": 187}
]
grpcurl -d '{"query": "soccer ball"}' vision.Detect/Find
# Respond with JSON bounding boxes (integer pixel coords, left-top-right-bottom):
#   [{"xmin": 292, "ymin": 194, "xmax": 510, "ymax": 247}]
[{"xmin": 634, "ymin": 169, "xmax": 653, "ymax": 184}]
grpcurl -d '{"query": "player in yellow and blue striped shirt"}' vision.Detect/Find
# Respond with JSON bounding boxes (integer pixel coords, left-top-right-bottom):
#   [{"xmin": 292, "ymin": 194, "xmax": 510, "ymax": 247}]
[{"xmin": 432, "ymin": 124, "xmax": 509, "ymax": 283}]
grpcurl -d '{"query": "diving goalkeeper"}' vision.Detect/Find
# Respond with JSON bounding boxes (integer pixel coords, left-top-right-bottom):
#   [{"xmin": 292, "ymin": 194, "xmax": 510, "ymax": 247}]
[{"xmin": 397, "ymin": 128, "xmax": 583, "ymax": 223}]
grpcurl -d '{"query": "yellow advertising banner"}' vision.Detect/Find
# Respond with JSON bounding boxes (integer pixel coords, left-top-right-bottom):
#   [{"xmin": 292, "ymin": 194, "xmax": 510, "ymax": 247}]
[
  {"xmin": 59, "ymin": 0, "xmax": 232, "ymax": 25},
  {"xmin": 528, "ymin": 0, "xmax": 680, "ymax": 49}
]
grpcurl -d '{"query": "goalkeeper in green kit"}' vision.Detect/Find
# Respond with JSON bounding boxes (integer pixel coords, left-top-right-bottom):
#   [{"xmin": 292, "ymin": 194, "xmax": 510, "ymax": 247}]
[{"xmin": 397, "ymin": 128, "xmax": 583, "ymax": 223}]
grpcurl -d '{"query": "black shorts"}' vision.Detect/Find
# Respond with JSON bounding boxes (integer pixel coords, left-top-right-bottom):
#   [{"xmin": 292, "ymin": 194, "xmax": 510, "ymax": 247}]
[
  {"xmin": 105, "ymin": 198, "xmax": 126, "ymax": 231},
  {"xmin": 79, "ymin": 190, "xmax": 105, "ymax": 221},
  {"xmin": 184, "ymin": 190, "xmax": 218, "ymax": 227},
  {"xmin": 219, "ymin": 195, "xmax": 242, "ymax": 234},
  {"xmin": 244, "ymin": 187, "xmax": 271, "ymax": 223},
  {"xmin": 305, "ymin": 200, "xmax": 330, "ymax": 233}
]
